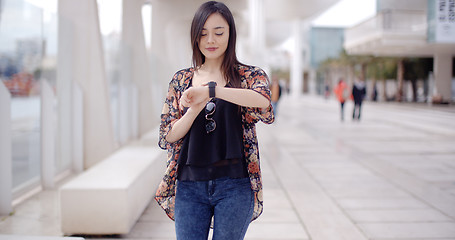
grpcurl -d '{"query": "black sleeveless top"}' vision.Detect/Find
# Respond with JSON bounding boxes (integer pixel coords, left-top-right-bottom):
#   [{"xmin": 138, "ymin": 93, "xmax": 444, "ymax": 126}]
[{"xmin": 177, "ymin": 98, "xmax": 248, "ymax": 181}]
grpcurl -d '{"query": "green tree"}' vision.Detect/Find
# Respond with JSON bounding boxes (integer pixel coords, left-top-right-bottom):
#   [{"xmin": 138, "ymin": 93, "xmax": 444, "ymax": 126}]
[
  {"xmin": 403, "ymin": 58, "xmax": 433, "ymax": 102},
  {"xmin": 367, "ymin": 57, "xmax": 397, "ymax": 100}
]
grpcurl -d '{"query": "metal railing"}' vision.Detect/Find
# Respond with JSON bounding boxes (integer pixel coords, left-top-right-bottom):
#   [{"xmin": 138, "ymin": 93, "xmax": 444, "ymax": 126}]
[{"xmin": 345, "ymin": 10, "xmax": 427, "ymax": 47}]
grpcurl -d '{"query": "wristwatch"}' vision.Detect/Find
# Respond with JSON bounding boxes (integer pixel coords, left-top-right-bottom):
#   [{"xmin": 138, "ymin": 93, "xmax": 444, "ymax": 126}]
[{"xmin": 208, "ymin": 81, "xmax": 217, "ymax": 98}]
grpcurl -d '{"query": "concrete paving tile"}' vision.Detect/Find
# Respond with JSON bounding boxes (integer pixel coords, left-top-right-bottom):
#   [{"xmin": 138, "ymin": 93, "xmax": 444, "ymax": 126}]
[
  {"xmin": 418, "ymin": 173, "xmax": 455, "ymax": 182},
  {"xmin": 322, "ymin": 183, "xmax": 410, "ymax": 199},
  {"xmin": 261, "ymin": 178, "xmax": 282, "ymax": 189},
  {"xmin": 303, "ymin": 165, "xmax": 376, "ymax": 177},
  {"xmin": 297, "ymin": 213, "xmax": 367, "ymax": 240},
  {"xmin": 447, "ymin": 188, "xmax": 455, "ymax": 197},
  {"xmin": 0, "ymin": 235, "xmax": 83, "ymax": 240},
  {"xmin": 137, "ymin": 203, "xmax": 171, "ymax": 223},
  {"xmin": 299, "ymin": 159, "xmax": 361, "ymax": 168},
  {"xmin": 245, "ymin": 223, "xmax": 308, "ymax": 239},
  {"xmin": 358, "ymin": 222, "xmax": 455, "ymax": 239},
  {"xmin": 354, "ymin": 153, "xmax": 455, "ymax": 219},
  {"xmin": 296, "ymin": 156, "xmax": 354, "ymax": 166},
  {"xmin": 355, "ymin": 140, "xmax": 455, "ymax": 154},
  {"xmin": 312, "ymin": 175, "xmax": 384, "ymax": 186},
  {"xmin": 0, "ymin": 216, "xmax": 62, "ymax": 236},
  {"xmin": 409, "ymin": 239, "xmax": 455, "ymax": 240},
  {"xmin": 337, "ymin": 197, "xmax": 428, "ymax": 210},
  {"xmin": 12, "ymin": 190, "xmax": 60, "ymax": 221},
  {"xmin": 317, "ymin": 174, "xmax": 386, "ymax": 183},
  {"xmin": 86, "ymin": 238, "xmax": 173, "ymax": 240},
  {"xmin": 122, "ymin": 221, "xmax": 175, "ymax": 239},
  {"xmin": 255, "ymin": 208, "xmax": 300, "ymax": 223},
  {"xmin": 288, "ymin": 192, "xmax": 348, "ymax": 214},
  {"xmin": 262, "ymin": 189, "xmax": 294, "ymax": 209},
  {"xmin": 4, "ymin": 96, "xmax": 455, "ymax": 239},
  {"xmin": 288, "ymin": 145, "xmax": 338, "ymax": 155},
  {"xmin": 346, "ymin": 209, "xmax": 452, "ymax": 222},
  {"xmin": 265, "ymin": 156, "xmax": 368, "ymax": 239}
]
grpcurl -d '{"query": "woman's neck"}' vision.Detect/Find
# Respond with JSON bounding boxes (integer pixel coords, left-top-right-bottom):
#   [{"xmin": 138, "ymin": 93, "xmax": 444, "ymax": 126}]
[{"xmin": 200, "ymin": 57, "xmax": 223, "ymax": 73}]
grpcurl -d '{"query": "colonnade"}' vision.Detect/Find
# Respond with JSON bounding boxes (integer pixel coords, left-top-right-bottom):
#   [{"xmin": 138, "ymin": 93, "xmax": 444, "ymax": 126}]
[
  {"xmin": 0, "ymin": 0, "xmax": 314, "ymax": 215},
  {"xmin": 56, "ymin": 0, "xmax": 307, "ymax": 172}
]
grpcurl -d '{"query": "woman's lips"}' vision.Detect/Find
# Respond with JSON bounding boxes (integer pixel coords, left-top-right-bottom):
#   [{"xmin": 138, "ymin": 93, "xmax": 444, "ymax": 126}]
[{"xmin": 206, "ymin": 47, "xmax": 217, "ymax": 51}]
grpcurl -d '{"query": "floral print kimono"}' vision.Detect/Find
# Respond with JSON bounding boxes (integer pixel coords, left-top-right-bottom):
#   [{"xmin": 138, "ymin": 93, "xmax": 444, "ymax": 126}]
[{"xmin": 155, "ymin": 64, "xmax": 274, "ymax": 221}]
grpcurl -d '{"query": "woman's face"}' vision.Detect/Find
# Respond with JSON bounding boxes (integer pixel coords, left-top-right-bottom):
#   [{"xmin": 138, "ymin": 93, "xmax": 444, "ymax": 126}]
[{"xmin": 199, "ymin": 13, "xmax": 229, "ymax": 62}]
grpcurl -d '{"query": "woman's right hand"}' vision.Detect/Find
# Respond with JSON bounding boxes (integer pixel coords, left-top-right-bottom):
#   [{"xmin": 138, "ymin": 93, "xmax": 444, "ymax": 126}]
[
  {"xmin": 185, "ymin": 96, "xmax": 208, "ymax": 116},
  {"xmin": 166, "ymin": 97, "xmax": 208, "ymax": 143}
]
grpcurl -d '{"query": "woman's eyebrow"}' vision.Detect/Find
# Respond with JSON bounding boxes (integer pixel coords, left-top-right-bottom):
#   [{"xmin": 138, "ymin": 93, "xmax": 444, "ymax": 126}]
[{"xmin": 202, "ymin": 26, "xmax": 225, "ymax": 30}]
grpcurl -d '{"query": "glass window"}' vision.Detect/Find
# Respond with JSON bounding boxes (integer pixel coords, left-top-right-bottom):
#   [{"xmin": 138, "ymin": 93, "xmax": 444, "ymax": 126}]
[
  {"xmin": 0, "ymin": 0, "xmax": 58, "ymax": 194},
  {"xmin": 97, "ymin": 0, "xmax": 122, "ymax": 144},
  {"xmin": 1, "ymin": 0, "xmax": 42, "ymax": 192}
]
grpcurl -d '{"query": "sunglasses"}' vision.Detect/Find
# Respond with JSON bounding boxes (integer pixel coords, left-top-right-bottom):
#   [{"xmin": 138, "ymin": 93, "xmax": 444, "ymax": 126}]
[{"xmin": 205, "ymin": 100, "xmax": 216, "ymax": 133}]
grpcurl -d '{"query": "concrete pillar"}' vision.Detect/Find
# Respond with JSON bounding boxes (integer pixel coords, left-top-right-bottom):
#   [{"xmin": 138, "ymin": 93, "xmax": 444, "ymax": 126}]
[
  {"xmin": 41, "ymin": 80, "xmax": 55, "ymax": 189},
  {"xmin": 301, "ymin": 22, "xmax": 312, "ymax": 94},
  {"xmin": 72, "ymin": 82, "xmax": 83, "ymax": 173},
  {"xmin": 248, "ymin": 0, "xmax": 267, "ymax": 70},
  {"xmin": 397, "ymin": 59, "xmax": 405, "ymax": 101},
  {"xmin": 0, "ymin": 82, "xmax": 12, "ymax": 215},
  {"xmin": 58, "ymin": 0, "xmax": 115, "ymax": 169},
  {"xmin": 308, "ymin": 69, "xmax": 317, "ymax": 95},
  {"xmin": 150, "ymin": 0, "xmax": 170, "ymax": 98},
  {"xmin": 121, "ymin": 0, "xmax": 155, "ymax": 138},
  {"xmin": 150, "ymin": 0, "xmax": 194, "ymax": 114},
  {"xmin": 433, "ymin": 53, "xmax": 453, "ymax": 102},
  {"xmin": 56, "ymin": 6, "xmax": 73, "ymax": 175},
  {"xmin": 291, "ymin": 19, "xmax": 303, "ymax": 98}
]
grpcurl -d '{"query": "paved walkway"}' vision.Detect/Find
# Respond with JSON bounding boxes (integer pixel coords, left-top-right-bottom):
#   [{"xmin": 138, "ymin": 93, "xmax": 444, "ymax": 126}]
[{"xmin": 1, "ymin": 95, "xmax": 455, "ymax": 239}]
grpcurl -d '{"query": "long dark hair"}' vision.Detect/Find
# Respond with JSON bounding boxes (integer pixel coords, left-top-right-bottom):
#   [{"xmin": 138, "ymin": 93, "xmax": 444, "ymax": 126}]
[{"xmin": 190, "ymin": 1, "xmax": 242, "ymax": 88}]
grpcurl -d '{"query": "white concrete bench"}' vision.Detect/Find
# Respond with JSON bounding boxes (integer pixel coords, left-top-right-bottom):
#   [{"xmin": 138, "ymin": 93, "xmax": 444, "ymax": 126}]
[{"xmin": 60, "ymin": 141, "xmax": 165, "ymax": 235}]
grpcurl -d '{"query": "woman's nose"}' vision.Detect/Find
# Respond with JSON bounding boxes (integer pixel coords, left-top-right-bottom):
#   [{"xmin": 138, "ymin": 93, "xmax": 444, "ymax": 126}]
[{"xmin": 207, "ymin": 33, "xmax": 215, "ymax": 43}]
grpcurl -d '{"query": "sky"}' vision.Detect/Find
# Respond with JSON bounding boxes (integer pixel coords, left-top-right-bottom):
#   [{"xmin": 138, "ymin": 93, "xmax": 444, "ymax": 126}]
[
  {"xmin": 25, "ymin": 0, "xmax": 56, "ymax": 13},
  {"xmin": 24, "ymin": 0, "xmax": 122, "ymax": 35},
  {"xmin": 312, "ymin": 0, "xmax": 377, "ymax": 28}
]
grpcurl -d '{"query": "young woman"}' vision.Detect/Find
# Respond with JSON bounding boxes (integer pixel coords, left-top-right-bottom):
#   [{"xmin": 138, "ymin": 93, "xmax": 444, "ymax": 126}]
[{"xmin": 155, "ymin": 1, "xmax": 274, "ymax": 239}]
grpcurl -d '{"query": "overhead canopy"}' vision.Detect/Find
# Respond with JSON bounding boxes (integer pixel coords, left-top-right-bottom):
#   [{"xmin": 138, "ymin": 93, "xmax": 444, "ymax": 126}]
[{"xmin": 149, "ymin": 0, "xmax": 339, "ymax": 48}]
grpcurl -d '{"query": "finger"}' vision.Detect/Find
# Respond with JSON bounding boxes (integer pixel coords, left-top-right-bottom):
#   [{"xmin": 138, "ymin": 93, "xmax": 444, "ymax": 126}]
[
  {"xmin": 182, "ymin": 90, "xmax": 188, "ymax": 99},
  {"xmin": 180, "ymin": 98, "xmax": 189, "ymax": 108},
  {"xmin": 185, "ymin": 90, "xmax": 194, "ymax": 100}
]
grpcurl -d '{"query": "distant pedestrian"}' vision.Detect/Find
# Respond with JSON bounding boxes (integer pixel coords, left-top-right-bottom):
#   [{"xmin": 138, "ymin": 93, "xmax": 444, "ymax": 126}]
[
  {"xmin": 333, "ymin": 78, "xmax": 349, "ymax": 121},
  {"xmin": 372, "ymin": 83, "xmax": 378, "ymax": 101},
  {"xmin": 324, "ymin": 81, "xmax": 330, "ymax": 99},
  {"xmin": 270, "ymin": 76, "xmax": 282, "ymax": 116},
  {"xmin": 352, "ymin": 79, "xmax": 366, "ymax": 120}
]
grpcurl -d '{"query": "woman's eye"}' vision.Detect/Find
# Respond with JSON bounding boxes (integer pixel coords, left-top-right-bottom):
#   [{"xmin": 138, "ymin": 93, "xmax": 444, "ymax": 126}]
[
  {"xmin": 201, "ymin": 33, "xmax": 207, "ymax": 36},
  {"xmin": 215, "ymin": 32, "xmax": 224, "ymax": 36}
]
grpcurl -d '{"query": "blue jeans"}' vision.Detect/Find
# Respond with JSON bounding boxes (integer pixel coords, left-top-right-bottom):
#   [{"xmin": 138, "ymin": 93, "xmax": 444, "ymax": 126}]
[{"xmin": 175, "ymin": 177, "xmax": 254, "ymax": 240}]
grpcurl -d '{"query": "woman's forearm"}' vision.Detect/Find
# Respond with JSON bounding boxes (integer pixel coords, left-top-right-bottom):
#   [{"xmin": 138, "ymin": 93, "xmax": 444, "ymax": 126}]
[
  {"xmin": 165, "ymin": 108, "xmax": 199, "ymax": 143},
  {"xmin": 216, "ymin": 86, "xmax": 270, "ymax": 108},
  {"xmin": 181, "ymin": 86, "xmax": 270, "ymax": 109}
]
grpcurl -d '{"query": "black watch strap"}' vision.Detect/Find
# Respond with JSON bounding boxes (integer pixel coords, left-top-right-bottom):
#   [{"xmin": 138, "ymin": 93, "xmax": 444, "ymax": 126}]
[{"xmin": 208, "ymin": 81, "xmax": 217, "ymax": 98}]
